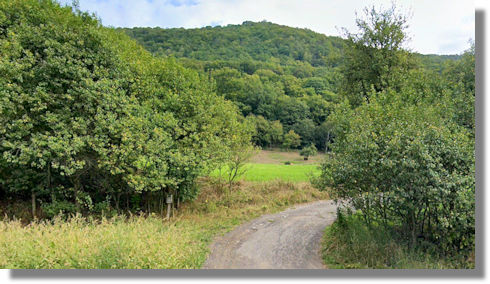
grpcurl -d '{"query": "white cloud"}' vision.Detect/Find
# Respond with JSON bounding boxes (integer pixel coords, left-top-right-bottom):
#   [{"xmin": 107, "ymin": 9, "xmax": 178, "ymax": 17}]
[{"xmin": 63, "ymin": 0, "xmax": 474, "ymax": 54}]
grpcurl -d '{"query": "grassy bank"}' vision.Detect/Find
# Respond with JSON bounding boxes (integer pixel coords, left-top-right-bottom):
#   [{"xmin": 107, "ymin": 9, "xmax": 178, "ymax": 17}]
[
  {"xmin": 321, "ymin": 212, "xmax": 474, "ymax": 269},
  {"xmin": 0, "ymin": 181, "xmax": 328, "ymax": 269}
]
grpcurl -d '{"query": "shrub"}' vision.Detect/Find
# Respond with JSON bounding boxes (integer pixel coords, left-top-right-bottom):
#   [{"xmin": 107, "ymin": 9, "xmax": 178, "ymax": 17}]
[
  {"xmin": 41, "ymin": 201, "xmax": 77, "ymax": 219},
  {"xmin": 315, "ymin": 96, "xmax": 475, "ymax": 255}
]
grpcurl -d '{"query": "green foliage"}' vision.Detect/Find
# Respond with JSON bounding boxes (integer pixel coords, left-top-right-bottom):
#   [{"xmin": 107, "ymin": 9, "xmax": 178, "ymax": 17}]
[
  {"xmin": 122, "ymin": 20, "xmax": 458, "ymax": 152},
  {"xmin": 291, "ymin": 119, "xmax": 316, "ymax": 147},
  {"xmin": 41, "ymin": 200, "xmax": 77, "ymax": 219},
  {"xmin": 0, "ymin": 0, "xmax": 250, "ymax": 215},
  {"xmin": 314, "ymin": 5, "xmax": 475, "ymax": 258},
  {"xmin": 247, "ymin": 115, "xmax": 284, "ymax": 148},
  {"xmin": 441, "ymin": 45, "xmax": 475, "ymax": 135},
  {"xmin": 340, "ymin": 5, "xmax": 416, "ymax": 107},
  {"xmin": 300, "ymin": 144, "xmax": 317, "ymax": 160},
  {"xmin": 315, "ymin": 96, "xmax": 475, "ymax": 254},
  {"xmin": 122, "ymin": 22, "xmax": 344, "ymax": 150},
  {"xmin": 282, "ymin": 130, "xmax": 301, "ymax": 150},
  {"xmin": 121, "ymin": 21, "xmax": 344, "ymax": 67}
]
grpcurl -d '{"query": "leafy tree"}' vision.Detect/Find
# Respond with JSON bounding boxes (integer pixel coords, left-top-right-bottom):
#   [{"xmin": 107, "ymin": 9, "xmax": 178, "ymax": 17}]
[
  {"xmin": 302, "ymin": 94, "xmax": 332, "ymax": 124},
  {"xmin": 220, "ymin": 144, "xmax": 258, "ymax": 191},
  {"xmin": 269, "ymin": 120, "xmax": 284, "ymax": 147},
  {"xmin": 441, "ymin": 44, "xmax": 475, "ymax": 134},
  {"xmin": 247, "ymin": 115, "xmax": 283, "ymax": 148},
  {"xmin": 282, "ymin": 130, "xmax": 301, "ymax": 150},
  {"xmin": 300, "ymin": 144, "xmax": 317, "ymax": 160},
  {"xmin": 273, "ymin": 96, "xmax": 310, "ymax": 126},
  {"xmin": 303, "ymin": 77, "xmax": 327, "ymax": 93},
  {"xmin": 314, "ymin": 121, "xmax": 335, "ymax": 152},
  {"xmin": 340, "ymin": 5, "xmax": 415, "ymax": 106},
  {"xmin": 291, "ymin": 119, "xmax": 316, "ymax": 147}
]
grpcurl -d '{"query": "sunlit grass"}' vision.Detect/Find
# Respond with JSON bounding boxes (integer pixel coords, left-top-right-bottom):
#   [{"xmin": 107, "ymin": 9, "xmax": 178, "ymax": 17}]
[{"xmin": 213, "ymin": 163, "xmax": 320, "ymax": 182}]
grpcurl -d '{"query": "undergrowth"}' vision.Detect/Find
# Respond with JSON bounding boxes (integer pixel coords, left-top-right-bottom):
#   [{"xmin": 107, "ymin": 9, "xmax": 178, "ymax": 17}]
[
  {"xmin": 0, "ymin": 180, "xmax": 328, "ymax": 269},
  {"xmin": 321, "ymin": 210, "xmax": 475, "ymax": 269}
]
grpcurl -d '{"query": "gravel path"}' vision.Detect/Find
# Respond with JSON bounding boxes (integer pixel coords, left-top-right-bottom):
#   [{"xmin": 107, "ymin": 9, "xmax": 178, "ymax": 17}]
[{"xmin": 203, "ymin": 200, "xmax": 338, "ymax": 269}]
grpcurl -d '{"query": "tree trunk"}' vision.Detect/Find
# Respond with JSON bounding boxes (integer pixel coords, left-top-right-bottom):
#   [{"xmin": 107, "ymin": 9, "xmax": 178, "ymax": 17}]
[
  {"xmin": 115, "ymin": 192, "xmax": 121, "ymax": 212},
  {"xmin": 31, "ymin": 192, "xmax": 36, "ymax": 219},
  {"xmin": 74, "ymin": 184, "xmax": 81, "ymax": 213},
  {"xmin": 126, "ymin": 189, "xmax": 130, "ymax": 211}
]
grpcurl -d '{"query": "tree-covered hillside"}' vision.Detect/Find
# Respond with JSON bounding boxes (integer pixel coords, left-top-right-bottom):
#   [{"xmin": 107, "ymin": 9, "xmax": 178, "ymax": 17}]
[
  {"xmin": 122, "ymin": 22, "xmax": 462, "ymax": 151},
  {"xmin": 121, "ymin": 22, "xmax": 459, "ymax": 70},
  {"xmin": 121, "ymin": 21, "xmax": 345, "ymax": 67}
]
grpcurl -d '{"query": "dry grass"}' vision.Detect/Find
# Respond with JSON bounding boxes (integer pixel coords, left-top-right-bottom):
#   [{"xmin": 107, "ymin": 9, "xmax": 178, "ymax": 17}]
[{"xmin": 0, "ymin": 180, "xmax": 328, "ymax": 269}]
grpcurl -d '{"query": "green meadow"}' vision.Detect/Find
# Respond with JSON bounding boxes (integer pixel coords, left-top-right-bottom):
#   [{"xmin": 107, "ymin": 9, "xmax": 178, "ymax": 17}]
[
  {"xmin": 214, "ymin": 163, "xmax": 319, "ymax": 182},
  {"xmin": 212, "ymin": 150, "xmax": 323, "ymax": 182}
]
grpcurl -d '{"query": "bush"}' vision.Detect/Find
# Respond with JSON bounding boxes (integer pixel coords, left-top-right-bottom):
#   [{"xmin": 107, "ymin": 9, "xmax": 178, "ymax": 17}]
[
  {"xmin": 316, "ymin": 96, "xmax": 475, "ymax": 255},
  {"xmin": 41, "ymin": 201, "xmax": 77, "ymax": 219}
]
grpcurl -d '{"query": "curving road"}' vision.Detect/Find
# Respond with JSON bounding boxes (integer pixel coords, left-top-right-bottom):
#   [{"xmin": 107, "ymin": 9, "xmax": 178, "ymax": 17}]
[{"xmin": 203, "ymin": 200, "xmax": 338, "ymax": 269}]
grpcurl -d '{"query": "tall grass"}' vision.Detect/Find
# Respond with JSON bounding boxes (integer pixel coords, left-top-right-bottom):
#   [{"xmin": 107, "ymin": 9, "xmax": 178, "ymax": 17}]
[
  {"xmin": 0, "ymin": 180, "xmax": 328, "ymax": 269},
  {"xmin": 321, "ymin": 211, "xmax": 474, "ymax": 269}
]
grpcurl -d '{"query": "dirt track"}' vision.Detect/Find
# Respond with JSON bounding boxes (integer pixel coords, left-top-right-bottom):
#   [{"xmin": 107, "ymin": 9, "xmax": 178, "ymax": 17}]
[{"xmin": 203, "ymin": 200, "xmax": 338, "ymax": 269}]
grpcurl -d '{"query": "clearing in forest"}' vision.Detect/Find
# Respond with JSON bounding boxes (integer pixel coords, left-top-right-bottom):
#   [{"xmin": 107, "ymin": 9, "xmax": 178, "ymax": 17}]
[{"xmin": 213, "ymin": 150, "xmax": 325, "ymax": 182}]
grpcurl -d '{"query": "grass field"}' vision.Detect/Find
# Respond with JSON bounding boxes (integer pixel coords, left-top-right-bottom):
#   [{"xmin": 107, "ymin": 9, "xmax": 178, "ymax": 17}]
[
  {"xmin": 0, "ymin": 181, "xmax": 328, "ymax": 269},
  {"xmin": 219, "ymin": 163, "xmax": 320, "ymax": 182},
  {"xmin": 213, "ymin": 150, "xmax": 323, "ymax": 182}
]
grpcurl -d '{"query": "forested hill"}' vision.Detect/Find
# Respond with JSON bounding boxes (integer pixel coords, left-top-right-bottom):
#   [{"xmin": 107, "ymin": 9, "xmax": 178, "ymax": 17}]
[
  {"xmin": 119, "ymin": 21, "xmax": 465, "ymax": 152},
  {"xmin": 121, "ymin": 21, "xmax": 459, "ymax": 69},
  {"xmin": 120, "ymin": 21, "xmax": 345, "ymax": 67}
]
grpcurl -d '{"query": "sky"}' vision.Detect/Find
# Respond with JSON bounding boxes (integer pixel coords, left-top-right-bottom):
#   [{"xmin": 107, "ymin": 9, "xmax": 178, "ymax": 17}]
[{"xmin": 61, "ymin": 0, "xmax": 475, "ymax": 55}]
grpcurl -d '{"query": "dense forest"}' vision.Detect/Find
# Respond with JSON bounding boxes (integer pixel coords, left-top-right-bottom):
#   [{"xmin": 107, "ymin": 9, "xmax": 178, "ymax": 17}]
[
  {"xmin": 0, "ymin": 0, "xmax": 474, "ymax": 269},
  {"xmin": 121, "ymin": 22, "xmax": 466, "ymax": 151}
]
